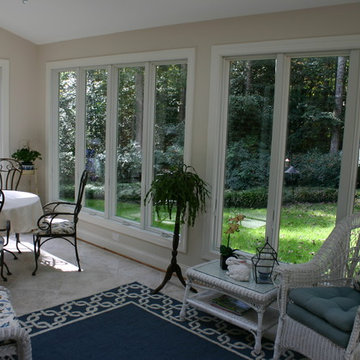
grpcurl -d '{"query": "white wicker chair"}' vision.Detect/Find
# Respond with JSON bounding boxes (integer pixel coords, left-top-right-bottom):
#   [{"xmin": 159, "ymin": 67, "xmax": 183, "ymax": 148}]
[
  {"xmin": 273, "ymin": 213, "xmax": 360, "ymax": 360},
  {"xmin": 0, "ymin": 286, "xmax": 32, "ymax": 359}
]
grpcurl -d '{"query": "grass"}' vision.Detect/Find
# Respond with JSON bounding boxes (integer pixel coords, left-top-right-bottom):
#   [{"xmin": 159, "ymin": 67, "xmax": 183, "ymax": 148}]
[
  {"xmin": 223, "ymin": 203, "xmax": 337, "ymax": 264},
  {"xmin": 84, "ymin": 197, "xmax": 341, "ymax": 264}
]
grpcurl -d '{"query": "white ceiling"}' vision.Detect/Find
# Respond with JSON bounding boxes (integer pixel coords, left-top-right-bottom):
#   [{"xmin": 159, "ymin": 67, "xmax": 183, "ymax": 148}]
[{"xmin": 0, "ymin": 0, "xmax": 358, "ymax": 45}]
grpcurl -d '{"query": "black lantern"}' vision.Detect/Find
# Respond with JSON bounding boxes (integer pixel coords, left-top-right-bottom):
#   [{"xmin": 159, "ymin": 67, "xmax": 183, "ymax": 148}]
[{"xmin": 251, "ymin": 238, "xmax": 279, "ymax": 284}]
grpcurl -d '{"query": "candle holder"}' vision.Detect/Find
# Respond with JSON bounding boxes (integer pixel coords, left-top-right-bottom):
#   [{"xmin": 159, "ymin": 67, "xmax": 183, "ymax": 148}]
[{"xmin": 251, "ymin": 238, "xmax": 279, "ymax": 284}]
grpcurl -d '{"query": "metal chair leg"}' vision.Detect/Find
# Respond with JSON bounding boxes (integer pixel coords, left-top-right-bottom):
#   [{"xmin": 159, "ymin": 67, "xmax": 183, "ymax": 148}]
[
  {"xmin": 15, "ymin": 233, "xmax": 22, "ymax": 253},
  {"xmin": 32, "ymin": 235, "xmax": 40, "ymax": 276},
  {"xmin": 0, "ymin": 250, "xmax": 7, "ymax": 281},
  {"xmin": 74, "ymin": 237, "xmax": 81, "ymax": 272}
]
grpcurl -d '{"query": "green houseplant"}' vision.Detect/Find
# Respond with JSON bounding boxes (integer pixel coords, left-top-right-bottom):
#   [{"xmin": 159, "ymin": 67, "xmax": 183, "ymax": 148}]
[
  {"xmin": 12, "ymin": 146, "xmax": 42, "ymax": 169},
  {"xmin": 145, "ymin": 164, "xmax": 210, "ymax": 293},
  {"xmin": 220, "ymin": 214, "xmax": 245, "ymax": 269}
]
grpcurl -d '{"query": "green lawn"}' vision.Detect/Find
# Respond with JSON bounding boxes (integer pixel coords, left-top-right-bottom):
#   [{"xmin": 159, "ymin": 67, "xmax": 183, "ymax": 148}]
[
  {"xmin": 84, "ymin": 197, "xmax": 341, "ymax": 264},
  {"xmin": 223, "ymin": 203, "xmax": 337, "ymax": 263}
]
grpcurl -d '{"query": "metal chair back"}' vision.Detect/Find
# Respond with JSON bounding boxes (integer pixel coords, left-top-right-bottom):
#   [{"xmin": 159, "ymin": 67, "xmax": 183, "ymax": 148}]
[
  {"xmin": 0, "ymin": 159, "xmax": 23, "ymax": 190},
  {"xmin": 74, "ymin": 170, "xmax": 88, "ymax": 220},
  {"xmin": 0, "ymin": 190, "xmax": 4, "ymax": 213}
]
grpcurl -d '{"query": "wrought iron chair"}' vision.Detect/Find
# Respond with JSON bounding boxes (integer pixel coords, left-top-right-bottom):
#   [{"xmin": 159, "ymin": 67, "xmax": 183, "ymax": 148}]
[
  {"xmin": 0, "ymin": 158, "xmax": 23, "ymax": 191},
  {"xmin": 0, "ymin": 190, "xmax": 12, "ymax": 281},
  {"xmin": 273, "ymin": 213, "xmax": 360, "ymax": 360},
  {"xmin": 0, "ymin": 158, "xmax": 23, "ymax": 254},
  {"xmin": 32, "ymin": 170, "xmax": 88, "ymax": 275}
]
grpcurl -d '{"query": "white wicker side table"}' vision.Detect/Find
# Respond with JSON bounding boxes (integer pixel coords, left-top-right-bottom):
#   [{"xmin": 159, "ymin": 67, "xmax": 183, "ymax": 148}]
[{"xmin": 180, "ymin": 259, "xmax": 278, "ymax": 354}]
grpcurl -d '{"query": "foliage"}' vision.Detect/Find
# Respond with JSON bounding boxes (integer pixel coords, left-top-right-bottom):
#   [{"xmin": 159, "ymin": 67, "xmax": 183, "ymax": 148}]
[
  {"xmin": 12, "ymin": 146, "xmax": 42, "ymax": 164},
  {"xmin": 224, "ymin": 186, "xmax": 338, "ymax": 209},
  {"xmin": 145, "ymin": 164, "xmax": 210, "ymax": 227},
  {"xmin": 225, "ymin": 146, "xmax": 342, "ymax": 193},
  {"xmin": 220, "ymin": 214, "xmax": 245, "ymax": 256},
  {"xmin": 224, "ymin": 187, "xmax": 268, "ymax": 208},
  {"xmin": 289, "ymin": 150, "xmax": 341, "ymax": 188}
]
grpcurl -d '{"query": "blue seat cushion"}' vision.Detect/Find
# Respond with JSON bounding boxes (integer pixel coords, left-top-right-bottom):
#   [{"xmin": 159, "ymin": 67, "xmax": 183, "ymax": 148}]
[{"xmin": 287, "ymin": 287, "xmax": 360, "ymax": 348}]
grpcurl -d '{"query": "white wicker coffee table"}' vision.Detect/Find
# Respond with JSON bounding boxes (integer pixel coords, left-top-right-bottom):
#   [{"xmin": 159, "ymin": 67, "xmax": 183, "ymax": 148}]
[{"xmin": 180, "ymin": 259, "xmax": 278, "ymax": 354}]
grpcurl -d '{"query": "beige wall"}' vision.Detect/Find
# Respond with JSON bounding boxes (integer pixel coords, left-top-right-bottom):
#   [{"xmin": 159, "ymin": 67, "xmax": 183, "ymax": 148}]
[
  {"xmin": 0, "ymin": 27, "xmax": 42, "ymax": 193},
  {"xmin": 3, "ymin": 3, "xmax": 360, "ymax": 271}
]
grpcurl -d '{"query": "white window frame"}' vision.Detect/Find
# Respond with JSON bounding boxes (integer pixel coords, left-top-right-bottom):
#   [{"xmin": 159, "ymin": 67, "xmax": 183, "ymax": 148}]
[
  {"xmin": 46, "ymin": 48, "xmax": 195, "ymax": 251},
  {"xmin": 0, "ymin": 60, "xmax": 10, "ymax": 157},
  {"xmin": 205, "ymin": 35, "xmax": 360, "ymax": 258}
]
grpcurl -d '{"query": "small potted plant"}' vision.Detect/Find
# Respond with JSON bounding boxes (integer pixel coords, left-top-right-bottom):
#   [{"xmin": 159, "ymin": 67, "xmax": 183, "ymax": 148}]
[
  {"xmin": 11, "ymin": 146, "xmax": 42, "ymax": 170},
  {"xmin": 220, "ymin": 214, "xmax": 245, "ymax": 270}
]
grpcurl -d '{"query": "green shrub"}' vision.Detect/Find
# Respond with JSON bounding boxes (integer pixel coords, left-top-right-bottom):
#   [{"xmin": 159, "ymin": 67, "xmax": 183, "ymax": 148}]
[
  {"xmin": 225, "ymin": 186, "xmax": 337, "ymax": 209},
  {"xmin": 224, "ymin": 187, "xmax": 268, "ymax": 208},
  {"xmin": 117, "ymin": 182, "xmax": 141, "ymax": 201}
]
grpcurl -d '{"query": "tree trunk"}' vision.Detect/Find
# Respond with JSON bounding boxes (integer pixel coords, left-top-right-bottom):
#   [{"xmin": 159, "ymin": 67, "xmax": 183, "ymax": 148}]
[
  {"xmin": 330, "ymin": 56, "xmax": 346, "ymax": 153},
  {"xmin": 245, "ymin": 60, "xmax": 252, "ymax": 94}
]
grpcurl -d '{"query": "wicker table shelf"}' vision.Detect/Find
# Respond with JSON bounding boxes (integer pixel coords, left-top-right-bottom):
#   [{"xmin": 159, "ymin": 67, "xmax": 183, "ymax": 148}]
[{"xmin": 180, "ymin": 260, "xmax": 278, "ymax": 354}]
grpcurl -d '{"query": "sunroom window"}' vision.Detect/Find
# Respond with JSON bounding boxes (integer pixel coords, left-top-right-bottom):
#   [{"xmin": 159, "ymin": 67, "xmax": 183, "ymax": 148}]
[
  {"xmin": 51, "ymin": 49, "xmax": 193, "ymax": 244},
  {"xmin": 209, "ymin": 38, "xmax": 360, "ymax": 263}
]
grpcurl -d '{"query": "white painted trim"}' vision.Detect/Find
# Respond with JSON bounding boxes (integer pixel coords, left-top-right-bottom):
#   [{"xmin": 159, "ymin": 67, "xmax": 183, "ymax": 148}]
[
  {"xmin": 337, "ymin": 50, "xmax": 360, "ymax": 221},
  {"xmin": 211, "ymin": 35, "xmax": 360, "ymax": 57},
  {"xmin": 78, "ymin": 224, "xmax": 190, "ymax": 273},
  {"xmin": 79, "ymin": 211, "xmax": 186, "ymax": 252},
  {"xmin": 0, "ymin": 60, "xmax": 10, "ymax": 157},
  {"xmin": 46, "ymin": 48, "xmax": 195, "ymax": 70},
  {"xmin": 266, "ymin": 54, "xmax": 290, "ymax": 249}
]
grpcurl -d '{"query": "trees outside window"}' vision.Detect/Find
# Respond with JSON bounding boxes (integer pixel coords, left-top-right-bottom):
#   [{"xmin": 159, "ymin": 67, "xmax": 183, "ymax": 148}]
[
  {"xmin": 209, "ymin": 38, "xmax": 360, "ymax": 264},
  {"xmin": 52, "ymin": 50, "xmax": 193, "ymax": 243}
]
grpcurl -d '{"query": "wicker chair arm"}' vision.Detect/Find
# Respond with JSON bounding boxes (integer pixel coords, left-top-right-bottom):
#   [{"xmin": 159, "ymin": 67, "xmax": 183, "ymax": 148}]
[{"xmin": 274, "ymin": 262, "xmax": 322, "ymax": 289}]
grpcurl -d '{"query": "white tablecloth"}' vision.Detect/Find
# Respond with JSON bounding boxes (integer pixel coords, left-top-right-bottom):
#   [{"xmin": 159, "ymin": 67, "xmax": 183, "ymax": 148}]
[{"xmin": 1, "ymin": 190, "xmax": 43, "ymax": 233}]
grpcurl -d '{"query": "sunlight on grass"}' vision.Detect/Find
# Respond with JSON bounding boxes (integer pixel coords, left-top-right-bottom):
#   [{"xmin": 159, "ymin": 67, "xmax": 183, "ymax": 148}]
[
  {"xmin": 223, "ymin": 203, "xmax": 337, "ymax": 264},
  {"xmin": 86, "ymin": 197, "xmax": 340, "ymax": 264}
]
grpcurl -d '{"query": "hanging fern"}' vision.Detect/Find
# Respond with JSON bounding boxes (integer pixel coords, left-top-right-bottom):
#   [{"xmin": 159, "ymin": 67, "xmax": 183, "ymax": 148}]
[{"xmin": 145, "ymin": 164, "xmax": 210, "ymax": 227}]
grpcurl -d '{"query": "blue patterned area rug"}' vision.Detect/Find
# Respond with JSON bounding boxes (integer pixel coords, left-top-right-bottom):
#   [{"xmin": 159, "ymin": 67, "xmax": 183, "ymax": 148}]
[{"xmin": 18, "ymin": 282, "xmax": 299, "ymax": 359}]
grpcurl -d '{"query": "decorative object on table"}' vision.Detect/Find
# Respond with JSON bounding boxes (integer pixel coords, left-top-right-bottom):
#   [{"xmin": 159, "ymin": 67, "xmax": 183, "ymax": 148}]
[
  {"xmin": 220, "ymin": 214, "xmax": 245, "ymax": 270},
  {"xmin": 145, "ymin": 164, "xmax": 210, "ymax": 294},
  {"xmin": 251, "ymin": 237, "xmax": 278, "ymax": 284},
  {"xmin": 226, "ymin": 256, "xmax": 251, "ymax": 281},
  {"xmin": 32, "ymin": 170, "xmax": 88, "ymax": 275},
  {"xmin": 11, "ymin": 146, "xmax": 42, "ymax": 170}
]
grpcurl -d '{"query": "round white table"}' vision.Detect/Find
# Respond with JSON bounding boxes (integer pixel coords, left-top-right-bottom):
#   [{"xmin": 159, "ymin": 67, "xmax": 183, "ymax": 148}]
[{"xmin": 0, "ymin": 190, "xmax": 43, "ymax": 233}]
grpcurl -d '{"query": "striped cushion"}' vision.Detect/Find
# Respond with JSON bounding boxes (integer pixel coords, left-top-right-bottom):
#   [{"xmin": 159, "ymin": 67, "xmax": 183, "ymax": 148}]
[
  {"xmin": 0, "ymin": 288, "xmax": 18, "ymax": 329},
  {"xmin": 35, "ymin": 218, "xmax": 75, "ymax": 235}
]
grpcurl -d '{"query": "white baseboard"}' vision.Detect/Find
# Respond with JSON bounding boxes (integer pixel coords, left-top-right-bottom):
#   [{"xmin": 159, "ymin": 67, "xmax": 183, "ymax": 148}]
[{"xmin": 78, "ymin": 227, "xmax": 190, "ymax": 274}]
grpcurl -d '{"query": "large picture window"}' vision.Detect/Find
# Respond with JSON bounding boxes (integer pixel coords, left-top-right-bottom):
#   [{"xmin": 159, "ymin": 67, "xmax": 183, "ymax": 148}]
[
  {"xmin": 208, "ymin": 37, "xmax": 360, "ymax": 263},
  {"xmin": 49, "ymin": 49, "xmax": 194, "ymax": 245}
]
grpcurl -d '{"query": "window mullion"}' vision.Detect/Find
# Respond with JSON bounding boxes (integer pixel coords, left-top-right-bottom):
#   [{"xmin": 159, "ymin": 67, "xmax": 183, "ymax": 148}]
[
  {"xmin": 50, "ymin": 70, "xmax": 60, "ymax": 200},
  {"xmin": 75, "ymin": 68, "xmax": 86, "ymax": 197},
  {"xmin": 105, "ymin": 65, "xmax": 115, "ymax": 219},
  {"xmin": 337, "ymin": 49, "xmax": 360, "ymax": 221},
  {"xmin": 266, "ymin": 54, "xmax": 291, "ymax": 251},
  {"xmin": 141, "ymin": 62, "xmax": 154, "ymax": 229},
  {"xmin": 212, "ymin": 59, "xmax": 231, "ymax": 251}
]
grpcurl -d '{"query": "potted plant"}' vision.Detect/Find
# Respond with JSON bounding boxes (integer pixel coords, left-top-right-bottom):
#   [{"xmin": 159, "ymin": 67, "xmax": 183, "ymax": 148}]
[
  {"xmin": 220, "ymin": 214, "xmax": 245, "ymax": 270},
  {"xmin": 145, "ymin": 163, "xmax": 210, "ymax": 293},
  {"xmin": 11, "ymin": 146, "xmax": 42, "ymax": 170}
]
